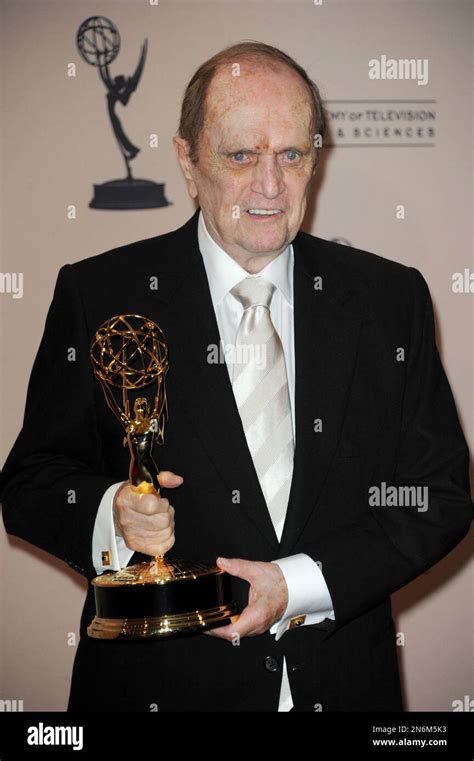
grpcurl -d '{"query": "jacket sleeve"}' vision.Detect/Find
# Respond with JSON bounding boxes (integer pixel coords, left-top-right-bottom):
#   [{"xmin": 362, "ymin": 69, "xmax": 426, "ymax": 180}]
[
  {"xmin": 299, "ymin": 267, "xmax": 473, "ymax": 633},
  {"xmin": 0, "ymin": 264, "xmax": 117, "ymax": 580}
]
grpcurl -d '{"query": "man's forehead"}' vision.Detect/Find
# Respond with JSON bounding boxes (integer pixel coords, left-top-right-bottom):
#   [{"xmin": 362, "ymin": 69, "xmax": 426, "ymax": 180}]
[
  {"xmin": 205, "ymin": 83, "xmax": 312, "ymax": 144},
  {"xmin": 206, "ymin": 62, "xmax": 311, "ymax": 115},
  {"xmin": 210, "ymin": 102, "xmax": 313, "ymax": 147}
]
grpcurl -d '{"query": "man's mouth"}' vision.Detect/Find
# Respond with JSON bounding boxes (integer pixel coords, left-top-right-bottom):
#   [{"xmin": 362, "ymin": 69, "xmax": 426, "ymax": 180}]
[{"xmin": 245, "ymin": 208, "xmax": 284, "ymax": 219}]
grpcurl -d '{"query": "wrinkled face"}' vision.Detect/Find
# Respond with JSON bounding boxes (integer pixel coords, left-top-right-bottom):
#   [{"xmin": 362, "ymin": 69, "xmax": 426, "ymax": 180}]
[{"xmin": 174, "ymin": 61, "xmax": 317, "ymax": 270}]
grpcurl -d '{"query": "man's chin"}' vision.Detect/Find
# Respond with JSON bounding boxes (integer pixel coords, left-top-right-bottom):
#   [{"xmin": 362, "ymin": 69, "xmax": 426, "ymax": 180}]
[
  {"xmin": 238, "ymin": 228, "xmax": 290, "ymax": 256},
  {"xmin": 210, "ymin": 216, "xmax": 286, "ymax": 253}
]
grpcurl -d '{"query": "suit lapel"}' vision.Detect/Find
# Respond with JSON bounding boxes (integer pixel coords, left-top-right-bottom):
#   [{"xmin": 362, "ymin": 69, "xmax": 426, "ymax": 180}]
[{"xmin": 278, "ymin": 233, "xmax": 366, "ymax": 557}]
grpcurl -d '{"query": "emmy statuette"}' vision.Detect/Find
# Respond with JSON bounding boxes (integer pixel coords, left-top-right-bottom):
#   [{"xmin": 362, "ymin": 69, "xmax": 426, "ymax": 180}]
[{"xmin": 87, "ymin": 315, "xmax": 238, "ymax": 640}]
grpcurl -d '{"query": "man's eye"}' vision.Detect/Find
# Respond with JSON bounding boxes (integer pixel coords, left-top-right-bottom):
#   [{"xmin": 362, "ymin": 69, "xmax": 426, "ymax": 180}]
[
  {"xmin": 232, "ymin": 152, "xmax": 247, "ymax": 162},
  {"xmin": 284, "ymin": 150, "xmax": 300, "ymax": 161}
]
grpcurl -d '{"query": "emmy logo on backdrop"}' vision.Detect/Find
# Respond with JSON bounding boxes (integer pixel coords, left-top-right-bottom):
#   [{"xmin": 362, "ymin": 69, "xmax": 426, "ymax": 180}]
[{"xmin": 76, "ymin": 16, "xmax": 171, "ymax": 210}]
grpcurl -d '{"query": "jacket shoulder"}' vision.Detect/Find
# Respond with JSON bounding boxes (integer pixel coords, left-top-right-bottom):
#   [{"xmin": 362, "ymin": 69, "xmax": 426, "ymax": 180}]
[
  {"xmin": 70, "ymin": 228, "xmax": 177, "ymax": 279},
  {"xmin": 296, "ymin": 230, "xmax": 429, "ymax": 322},
  {"xmin": 298, "ymin": 229, "xmax": 413, "ymax": 279}
]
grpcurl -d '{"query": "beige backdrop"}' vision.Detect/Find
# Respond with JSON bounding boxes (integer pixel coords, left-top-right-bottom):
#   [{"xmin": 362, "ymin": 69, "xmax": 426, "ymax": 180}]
[{"xmin": 0, "ymin": 0, "xmax": 472, "ymax": 711}]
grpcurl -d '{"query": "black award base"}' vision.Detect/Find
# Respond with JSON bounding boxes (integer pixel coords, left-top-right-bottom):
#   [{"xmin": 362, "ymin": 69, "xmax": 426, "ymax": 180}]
[
  {"xmin": 87, "ymin": 558, "xmax": 238, "ymax": 640},
  {"xmin": 90, "ymin": 178, "xmax": 171, "ymax": 210}
]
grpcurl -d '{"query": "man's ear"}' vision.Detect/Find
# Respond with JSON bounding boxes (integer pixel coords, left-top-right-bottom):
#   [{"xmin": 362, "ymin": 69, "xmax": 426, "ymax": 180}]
[{"xmin": 173, "ymin": 136, "xmax": 198, "ymax": 199}]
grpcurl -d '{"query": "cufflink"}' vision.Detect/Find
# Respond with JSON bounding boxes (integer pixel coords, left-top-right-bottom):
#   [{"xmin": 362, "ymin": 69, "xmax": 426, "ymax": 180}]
[
  {"xmin": 101, "ymin": 551, "xmax": 111, "ymax": 566},
  {"xmin": 289, "ymin": 615, "xmax": 306, "ymax": 629}
]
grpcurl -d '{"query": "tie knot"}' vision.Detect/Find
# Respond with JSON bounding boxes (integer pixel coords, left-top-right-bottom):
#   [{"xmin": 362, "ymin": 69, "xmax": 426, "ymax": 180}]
[{"xmin": 230, "ymin": 276, "xmax": 275, "ymax": 310}]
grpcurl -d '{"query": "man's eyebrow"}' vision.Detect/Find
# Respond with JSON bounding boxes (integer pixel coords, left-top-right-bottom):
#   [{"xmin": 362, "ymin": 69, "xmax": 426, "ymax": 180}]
[{"xmin": 220, "ymin": 145, "xmax": 312, "ymax": 156}]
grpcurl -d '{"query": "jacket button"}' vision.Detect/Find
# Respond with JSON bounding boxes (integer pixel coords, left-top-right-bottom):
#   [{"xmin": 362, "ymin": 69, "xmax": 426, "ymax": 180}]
[{"xmin": 264, "ymin": 655, "xmax": 280, "ymax": 673}]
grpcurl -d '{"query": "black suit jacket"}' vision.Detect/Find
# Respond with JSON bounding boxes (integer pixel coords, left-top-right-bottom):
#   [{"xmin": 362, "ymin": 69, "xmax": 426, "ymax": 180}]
[{"xmin": 1, "ymin": 207, "xmax": 472, "ymax": 711}]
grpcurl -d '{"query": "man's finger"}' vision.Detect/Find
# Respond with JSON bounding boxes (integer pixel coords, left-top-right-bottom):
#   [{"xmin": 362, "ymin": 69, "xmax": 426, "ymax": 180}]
[
  {"xmin": 216, "ymin": 556, "xmax": 255, "ymax": 582},
  {"xmin": 205, "ymin": 624, "xmax": 235, "ymax": 640},
  {"xmin": 129, "ymin": 494, "xmax": 169, "ymax": 515},
  {"xmin": 157, "ymin": 471, "xmax": 184, "ymax": 489},
  {"xmin": 205, "ymin": 606, "xmax": 260, "ymax": 640},
  {"xmin": 204, "ymin": 613, "xmax": 240, "ymax": 639}
]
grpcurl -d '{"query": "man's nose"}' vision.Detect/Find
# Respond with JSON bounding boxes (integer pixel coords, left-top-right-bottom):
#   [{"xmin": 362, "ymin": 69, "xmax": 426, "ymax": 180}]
[{"xmin": 249, "ymin": 155, "xmax": 285, "ymax": 199}]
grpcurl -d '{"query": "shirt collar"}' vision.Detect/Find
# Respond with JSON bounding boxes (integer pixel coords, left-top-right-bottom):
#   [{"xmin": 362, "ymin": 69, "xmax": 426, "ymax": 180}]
[{"xmin": 198, "ymin": 209, "xmax": 294, "ymax": 308}]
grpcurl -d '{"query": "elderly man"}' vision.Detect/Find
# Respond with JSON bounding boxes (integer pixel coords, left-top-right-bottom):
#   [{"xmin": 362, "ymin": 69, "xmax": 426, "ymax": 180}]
[{"xmin": 1, "ymin": 42, "xmax": 471, "ymax": 712}]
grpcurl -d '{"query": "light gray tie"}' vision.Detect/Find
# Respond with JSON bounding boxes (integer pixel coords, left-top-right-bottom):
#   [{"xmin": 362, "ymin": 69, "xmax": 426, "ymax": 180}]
[{"xmin": 230, "ymin": 276, "xmax": 294, "ymax": 541}]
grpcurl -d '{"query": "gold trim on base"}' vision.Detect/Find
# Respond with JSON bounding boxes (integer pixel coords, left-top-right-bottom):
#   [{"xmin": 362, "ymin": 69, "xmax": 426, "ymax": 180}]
[
  {"xmin": 91, "ymin": 559, "xmax": 224, "ymax": 587},
  {"xmin": 87, "ymin": 604, "xmax": 237, "ymax": 640}
]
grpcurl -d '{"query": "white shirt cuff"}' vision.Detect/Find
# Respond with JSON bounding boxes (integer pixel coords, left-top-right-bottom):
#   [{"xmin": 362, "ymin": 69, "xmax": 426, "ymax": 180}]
[
  {"xmin": 270, "ymin": 553, "xmax": 335, "ymax": 641},
  {"xmin": 92, "ymin": 481, "xmax": 135, "ymax": 575}
]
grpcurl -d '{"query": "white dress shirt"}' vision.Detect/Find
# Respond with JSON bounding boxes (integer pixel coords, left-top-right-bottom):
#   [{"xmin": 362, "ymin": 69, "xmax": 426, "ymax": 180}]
[{"xmin": 92, "ymin": 209, "xmax": 335, "ymax": 711}]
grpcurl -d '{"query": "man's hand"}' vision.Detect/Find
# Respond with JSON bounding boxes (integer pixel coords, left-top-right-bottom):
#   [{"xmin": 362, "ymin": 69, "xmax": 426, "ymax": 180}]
[
  {"xmin": 205, "ymin": 557, "xmax": 288, "ymax": 640},
  {"xmin": 113, "ymin": 471, "xmax": 183, "ymax": 556}
]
